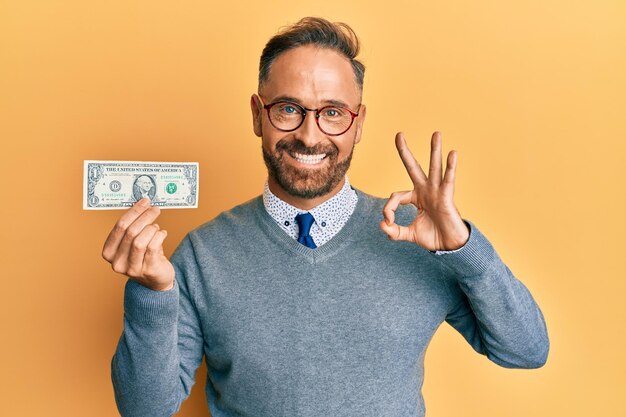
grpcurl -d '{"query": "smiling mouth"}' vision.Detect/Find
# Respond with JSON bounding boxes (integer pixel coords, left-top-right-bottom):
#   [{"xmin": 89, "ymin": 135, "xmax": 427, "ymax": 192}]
[{"xmin": 288, "ymin": 152, "xmax": 327, "ymax": 165}]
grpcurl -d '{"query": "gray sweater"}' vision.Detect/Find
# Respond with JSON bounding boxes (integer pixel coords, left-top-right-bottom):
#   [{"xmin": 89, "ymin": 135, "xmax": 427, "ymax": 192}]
[{"xmin": 112, "ymin": 189, "xmax": 549, "ymax": 417}]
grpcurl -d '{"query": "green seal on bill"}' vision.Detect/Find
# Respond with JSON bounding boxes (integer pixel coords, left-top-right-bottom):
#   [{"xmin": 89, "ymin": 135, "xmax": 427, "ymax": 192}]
[{"xmin": 166, "ymin": 182, "xmax": 177, "ymax": 194}]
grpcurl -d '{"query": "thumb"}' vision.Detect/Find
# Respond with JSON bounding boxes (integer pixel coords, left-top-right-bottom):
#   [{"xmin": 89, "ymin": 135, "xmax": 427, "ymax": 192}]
[
  {"xmin": 380, "ymin": 190, "xmax": 414, "ymax": 241},
  {"xmin": 143, "ymin": 230, "xmax": 172, "ymax": 278},
  {"xmin": 380, "ymin": 218, "xmax": 412, "ymax": 241}
]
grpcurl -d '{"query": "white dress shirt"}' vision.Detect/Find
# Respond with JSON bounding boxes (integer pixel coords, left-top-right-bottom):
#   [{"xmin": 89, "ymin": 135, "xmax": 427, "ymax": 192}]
[{"xmin": 262, "ymin": 175, "xmax": 358, "ymax": 247}]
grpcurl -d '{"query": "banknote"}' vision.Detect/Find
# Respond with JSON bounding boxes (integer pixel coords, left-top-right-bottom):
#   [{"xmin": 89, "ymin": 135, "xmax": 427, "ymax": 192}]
[{"xmin": 83, "ymin": 160, "xmax": 199, "ymax": 210}]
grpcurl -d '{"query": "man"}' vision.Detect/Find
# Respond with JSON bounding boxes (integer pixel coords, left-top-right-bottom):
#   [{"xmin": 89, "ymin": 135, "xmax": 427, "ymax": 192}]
[
  {"xmin": 132, "ymin": 175, "xmax": 157, "ymax": 202},
  {"xmin": 104, "ymin": 17, "xmax": 549, "ymax": 417}
]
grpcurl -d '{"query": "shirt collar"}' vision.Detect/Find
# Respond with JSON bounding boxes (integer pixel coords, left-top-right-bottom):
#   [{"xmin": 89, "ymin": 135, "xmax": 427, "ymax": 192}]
[{"xmin": 262, "ymin": 175, "xmax": 355, "ymax": 228}]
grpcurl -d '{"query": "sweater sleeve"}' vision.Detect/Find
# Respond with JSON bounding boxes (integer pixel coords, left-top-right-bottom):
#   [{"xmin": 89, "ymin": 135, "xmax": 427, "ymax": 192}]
[
  {"xmin": 435, "ymin": 220, "xmax": 550, "ymax": 369},
  {"xmin": 111, "ymin": 235, "xmax": 205, "ymax": 417}
]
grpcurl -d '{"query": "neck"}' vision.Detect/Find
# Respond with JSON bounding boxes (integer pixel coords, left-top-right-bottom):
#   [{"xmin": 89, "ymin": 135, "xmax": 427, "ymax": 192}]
[{"xmin": 268, "ymin": 176, "xmax": 346, "ymax": 210}]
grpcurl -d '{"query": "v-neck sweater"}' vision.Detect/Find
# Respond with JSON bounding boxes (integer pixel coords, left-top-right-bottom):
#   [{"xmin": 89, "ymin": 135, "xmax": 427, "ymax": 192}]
[{"xmin": 112, "ymin": 188, "xmax": 549, "ymax": 417}]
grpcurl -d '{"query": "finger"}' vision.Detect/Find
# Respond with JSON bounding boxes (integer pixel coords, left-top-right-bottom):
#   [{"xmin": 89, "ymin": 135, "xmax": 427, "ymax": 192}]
[
  {"xmin": 428, "ymin": 131, "xmax": 443, "ymax": 186},
  {"xmin": 380, "ymin": 218, "xmax": 414, "ymax": 242},
  {"xmin": 382, "ymin": 190, "xmax": 412, "ymax": 226},
  {"xmin": 380, "ymin": 190, "xmax": 414, "ymax": 241},
  {"xmin": 442, "ymin": 150, "xmax": 457, "ymax": 195},
  {"xmin": 126, "ymin": 224, "xmax": 161, "ymax": 277},
  {"xmin": 110, "ymin": 207, "xmax": 162, "ymax": 273},
  {"xmin": 143, "ymin": 230, "xmax": 168, "ymax": 278},
  {"xmin": 395, "ymin": 132, "xmax": 427, "ymax": 186},
  {"xmin": 102, "ymin": 198, "xmax": 152, "ymax": 262}
]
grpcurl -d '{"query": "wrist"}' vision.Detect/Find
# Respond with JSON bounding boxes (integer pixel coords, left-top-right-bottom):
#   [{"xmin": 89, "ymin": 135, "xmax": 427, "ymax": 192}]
[
  {"xmin": 154, "ymin": 280, "xmax": 175, "ymax": 292},
  {"xmin": 441, "ymin": 220, "xmax": 470, "ymax": 251},
  {"xmin": 136, "ymin": 278, "xmax": 175, "ymax": 292}
]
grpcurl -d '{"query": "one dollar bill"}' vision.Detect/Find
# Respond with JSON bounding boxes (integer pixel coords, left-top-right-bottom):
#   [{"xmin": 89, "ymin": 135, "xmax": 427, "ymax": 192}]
[{"xmin": 83, "ymin": 160, "xmax": 199, "ymax": 210}]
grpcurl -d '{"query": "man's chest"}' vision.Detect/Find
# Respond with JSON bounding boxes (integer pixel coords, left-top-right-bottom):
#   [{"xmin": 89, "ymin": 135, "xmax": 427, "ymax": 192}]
[{"xmin": 193, "ymin": 254, "xmax": 451, "ymax": 375}]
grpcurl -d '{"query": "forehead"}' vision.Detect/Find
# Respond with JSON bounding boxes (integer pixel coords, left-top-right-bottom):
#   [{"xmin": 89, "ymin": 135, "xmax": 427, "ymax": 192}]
[{"xmin": 263, "ymin": 45, "xmax": 360, "ymax": 105}]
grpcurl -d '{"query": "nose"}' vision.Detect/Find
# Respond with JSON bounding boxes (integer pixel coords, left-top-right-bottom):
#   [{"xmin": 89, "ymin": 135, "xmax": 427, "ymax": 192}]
[{"xmin": 295, "ymin": 110, "xmax": 325, "ymax": 148}]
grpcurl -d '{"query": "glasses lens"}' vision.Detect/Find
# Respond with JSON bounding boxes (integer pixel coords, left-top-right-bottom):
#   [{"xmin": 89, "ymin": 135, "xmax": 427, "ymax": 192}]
[
  {"xmin": 268, "ymin": 102, "xmax": 304, "ymax": 131},
  {"xmin": 318, "ymin": 106, "xmax": 354, "ymax": 135}
]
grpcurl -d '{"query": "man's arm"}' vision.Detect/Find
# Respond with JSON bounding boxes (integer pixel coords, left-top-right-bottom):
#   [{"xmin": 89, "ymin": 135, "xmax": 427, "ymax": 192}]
[
  {"xmin": 379, "ymin": 131, "xmax": 549, "ymax": 367},
  {"xmin": 102, "ymin": 200, "xmax": 205, "ymax": 416},
  {"xmin": 111, "ymin": 241, "xmax": 205, "ymax": 416},
  {"xmin": 435, "ymin": 220, "xmax": 549, "ymax": 368}
]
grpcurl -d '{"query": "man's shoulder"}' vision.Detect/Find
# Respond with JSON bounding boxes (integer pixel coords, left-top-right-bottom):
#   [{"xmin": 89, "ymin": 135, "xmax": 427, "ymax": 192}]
[{"xmin": 170, "ymin": 195, "xmax": 263, "ymax": 267}]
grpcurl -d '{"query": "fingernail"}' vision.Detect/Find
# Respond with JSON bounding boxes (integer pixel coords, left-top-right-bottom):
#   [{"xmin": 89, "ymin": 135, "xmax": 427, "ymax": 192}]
[{"xmin": 139, "ymin": 198, "xmax": 149, "ymax": 207}]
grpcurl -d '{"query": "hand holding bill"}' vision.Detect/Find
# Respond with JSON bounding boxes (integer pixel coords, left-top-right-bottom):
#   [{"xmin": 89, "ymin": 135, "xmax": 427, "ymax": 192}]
[
  {"xmin": 380, "ymin": 131, "xmax": 470, "ymax": 252},
  {"xmin": 102, "ymin": 198, "xmax": 175, "ymax": 291}
]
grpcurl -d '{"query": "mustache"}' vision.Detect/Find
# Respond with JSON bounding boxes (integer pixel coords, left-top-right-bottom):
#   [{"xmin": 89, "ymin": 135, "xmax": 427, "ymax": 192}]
[{"xmin": 275, "ymin": 139, "xmax": 339, "ymax": 157}]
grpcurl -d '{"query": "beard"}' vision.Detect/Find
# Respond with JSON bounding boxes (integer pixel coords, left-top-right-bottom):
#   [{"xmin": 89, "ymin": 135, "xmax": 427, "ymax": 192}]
[{"xmin": 262, "ymin": 137, "xmax": 354, "ymax": 199}]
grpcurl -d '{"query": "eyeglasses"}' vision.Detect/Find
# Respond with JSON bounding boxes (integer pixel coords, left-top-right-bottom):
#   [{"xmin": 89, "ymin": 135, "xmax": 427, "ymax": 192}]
[{"xmin": 259, "ymin": 96, "xmax": 360, "ymax": 136}]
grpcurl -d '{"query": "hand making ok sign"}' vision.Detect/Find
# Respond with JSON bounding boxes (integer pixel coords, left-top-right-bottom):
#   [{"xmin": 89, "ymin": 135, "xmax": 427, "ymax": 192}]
[{"xmin": 380, "ymin": 131, "xmax": 470, "ymax": 252}]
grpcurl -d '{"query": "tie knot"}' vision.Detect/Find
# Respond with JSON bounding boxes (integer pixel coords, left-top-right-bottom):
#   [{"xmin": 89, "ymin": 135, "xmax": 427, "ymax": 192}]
[
  {"xmin": 295, "ymin": 212, "xmax": 315, "ymax": 237},
  {"xmin": 295, "ymin": 212, "xmax": 317, "ymax": 249}
]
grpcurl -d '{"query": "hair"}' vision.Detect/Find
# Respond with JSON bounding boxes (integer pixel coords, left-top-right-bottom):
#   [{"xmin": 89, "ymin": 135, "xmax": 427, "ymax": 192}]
[{"xmin": 258, "ymin": 17, "xmax": 365, "ymax": 92}]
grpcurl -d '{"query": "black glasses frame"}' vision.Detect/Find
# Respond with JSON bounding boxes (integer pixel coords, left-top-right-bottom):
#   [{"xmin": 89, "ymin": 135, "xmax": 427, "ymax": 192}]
[{"xmin": 259, "ymin": 96, "xmax": 360, "ymax": 136}]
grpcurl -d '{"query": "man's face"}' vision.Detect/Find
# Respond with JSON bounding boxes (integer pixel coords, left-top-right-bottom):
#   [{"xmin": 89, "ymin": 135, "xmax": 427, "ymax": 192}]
[
  {"xmin": 137, "ymin": 176, "xmax": 153, "ymax": 193},
  {"xmin": 251, "ymin": 45, "xmax": 366, "ymax": 200}
]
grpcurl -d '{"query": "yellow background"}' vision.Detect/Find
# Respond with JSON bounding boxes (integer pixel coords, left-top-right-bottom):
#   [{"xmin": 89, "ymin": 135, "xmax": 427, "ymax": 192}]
[{"xmin": 1, "ymin": 0, "xmax": 625, "ymax": 416}]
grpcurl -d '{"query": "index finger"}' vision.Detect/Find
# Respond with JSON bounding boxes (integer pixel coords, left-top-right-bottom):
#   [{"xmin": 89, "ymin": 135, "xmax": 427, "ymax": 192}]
[
  {"xmin": 102, "ymin": 198, "xmax": 152, "ymax": 261},
  {"xmin": 395, "ymin": 132, "xmax": 427, "ymax": 186}
]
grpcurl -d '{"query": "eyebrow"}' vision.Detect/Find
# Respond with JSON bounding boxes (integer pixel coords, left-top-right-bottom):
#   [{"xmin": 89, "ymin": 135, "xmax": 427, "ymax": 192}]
[{"xmin": 270, "ymin": 95, "xmax": 354, "ymax": 110}]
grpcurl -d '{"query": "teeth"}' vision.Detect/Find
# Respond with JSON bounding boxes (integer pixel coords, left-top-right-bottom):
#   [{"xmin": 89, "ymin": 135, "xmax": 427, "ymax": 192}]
[{"xmin": 292, "ymin": 152, "xmax": 326, "ymax": 164}]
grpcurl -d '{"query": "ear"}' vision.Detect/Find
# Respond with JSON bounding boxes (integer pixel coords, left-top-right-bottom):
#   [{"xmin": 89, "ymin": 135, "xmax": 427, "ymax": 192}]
[
  {"xmin": 353, "ymin": 104, "xmax": 366, "ymax": 144},
  {"xmin": 250, "ymin": 94, "xmax": 263, "ymax": 137}
]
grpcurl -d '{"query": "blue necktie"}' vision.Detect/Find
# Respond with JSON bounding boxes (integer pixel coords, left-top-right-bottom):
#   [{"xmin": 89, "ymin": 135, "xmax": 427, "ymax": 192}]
[{"xmin": 295, "ymin": 212, "xmax": 317, "ymax": 249}]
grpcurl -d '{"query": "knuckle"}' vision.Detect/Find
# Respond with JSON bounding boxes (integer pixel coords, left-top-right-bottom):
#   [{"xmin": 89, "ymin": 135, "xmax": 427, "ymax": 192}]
[
  {"xmin": 124, "ymin": 226, "xmax": 141, "ymax": 240},
  {"xmin": 111, "ymin": 262, "xmax": 126, "ymax": 274},
  {"xmin": 126, "ymin": 266, "xmax": 140, "ymax": 278},
  {"xmin": 113, "ymin": 220, "xmax": 129, "ymax": 234},
  {"xmin": 131, "ymin": 240, "xmax": 147, "ymax": 252},
  {"xmin": 101, "ymin": 249, "xmax": 112, "ymax": 262}
]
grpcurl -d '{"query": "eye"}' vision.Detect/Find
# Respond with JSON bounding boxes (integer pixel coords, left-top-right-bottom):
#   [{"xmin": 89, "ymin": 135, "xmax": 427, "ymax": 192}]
[
  {"xmin": 277, "ymin": 103, "xmax": 300, "ymax": 115},
  {"xmin": 322, "ymin": 107, "xmax": 343, "ymax": 118}
]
